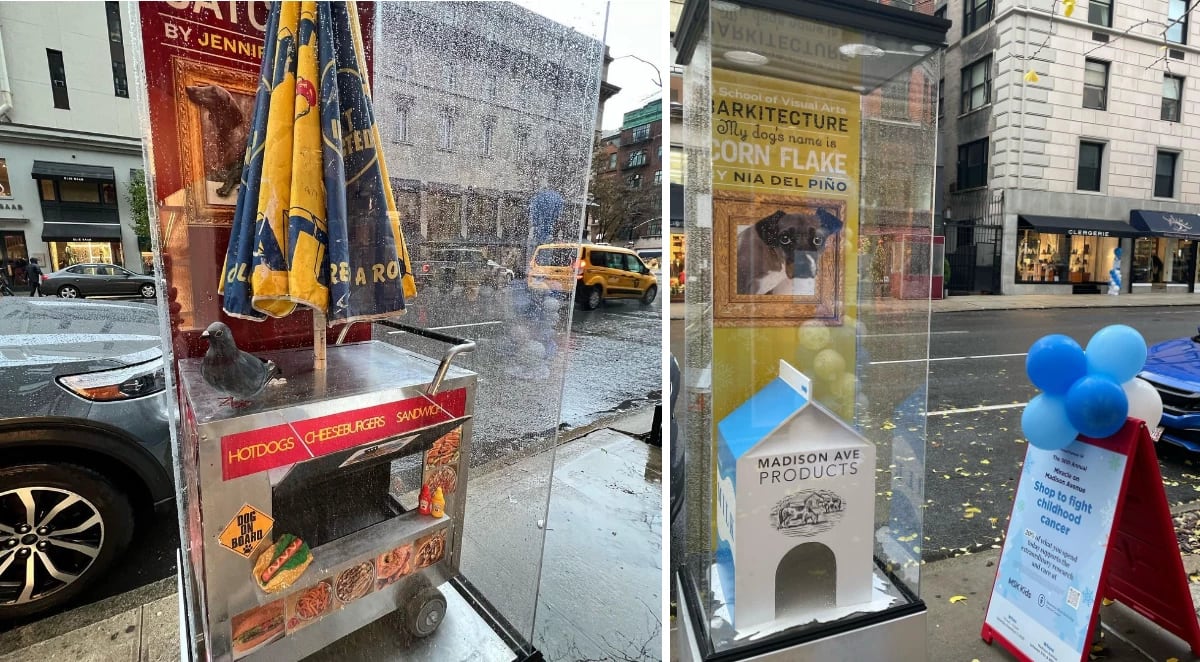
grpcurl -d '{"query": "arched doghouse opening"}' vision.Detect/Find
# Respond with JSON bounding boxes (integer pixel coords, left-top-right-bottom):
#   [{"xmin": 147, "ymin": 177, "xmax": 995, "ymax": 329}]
[{"xmin": 775, "ymin": 541, "xmax": 837, "ymax": 620}]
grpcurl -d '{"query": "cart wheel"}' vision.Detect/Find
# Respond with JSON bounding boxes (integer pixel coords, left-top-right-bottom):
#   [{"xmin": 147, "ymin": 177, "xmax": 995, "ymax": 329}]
[{"xmin": 405, "ymin": 587, "xmax": 447, "ymax": 638}]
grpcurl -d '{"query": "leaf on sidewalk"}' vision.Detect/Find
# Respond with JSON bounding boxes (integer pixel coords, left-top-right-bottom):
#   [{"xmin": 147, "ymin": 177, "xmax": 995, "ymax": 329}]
[{"xmin": 949, "ymin": 595, "xmax": 967, "ymax": 604}]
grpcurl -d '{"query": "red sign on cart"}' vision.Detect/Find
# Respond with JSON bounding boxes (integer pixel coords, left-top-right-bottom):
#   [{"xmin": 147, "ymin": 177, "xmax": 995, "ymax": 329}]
[{"xmin": 221, "ymin": 388, "xmax": 467, "ymax": 480}]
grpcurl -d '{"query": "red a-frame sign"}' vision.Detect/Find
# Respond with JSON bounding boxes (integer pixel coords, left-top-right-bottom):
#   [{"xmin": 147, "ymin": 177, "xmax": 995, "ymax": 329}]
[{"xmin": 981, "ymin": 419, "xmax": 1200, "ymax": 662}]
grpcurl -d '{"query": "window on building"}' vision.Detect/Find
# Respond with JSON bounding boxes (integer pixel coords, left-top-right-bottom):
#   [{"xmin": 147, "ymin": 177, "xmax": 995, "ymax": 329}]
[
  {"xmin": 59, "ymin": 180, "xmax": 101, "ymax": 204},
  {"xmin": 1088, "ymin": 0, "xmax": 1112, "ymax": 27},
  {"xmin": 486, "ymin": 75, "xmax": 498, "ymax": 100},
  {"xmin": 963, "ymin": 0, "xmax": 993, "ymax": 35},
  {"xmin": 1155, "ymin": 150, "xmax": 1179, "ymax": 198},
  {"xmin": 46, "ymin": 49, "xmax": 69, "ymax": 109},
  {"xmin": 960, "ymin": 56, "xmax": 991, "ymax": 114},
  {"xmin": 105, "ymin": 2, "xmax": 127, "ymax": 98},
  {"xmin": 883, "ymin": 76, "xmax": 910, "ymax": 119},
  {"xmin": 438, "ymin": 112, "xmax": 453, "ymax": 151},
  {"xmin": 39, "ymin": 180, "xmax": 55, "ymax": 201},
  {"xmin": 1168, "ymin": 0, "xmax": 1188, "ymax": 44},
  {"xmin": 935, "ymin": 6, "xmax": 947, "ymax": 19},
  {"xmin": 608, "ymin": 153, "xmax": 617, "ymax": 170},
  {"xmin": 1083, "ymin": 59, "xmax": 1109, "ymax": 110},
  {"xmin": 515, "ymin": 128, "xmax": 529, "ymax": 160},
  {"xmin": 628, "ymin": 174, "xmax": 642, "ymax": 188},
  {"xmin": 1077, "ymin": 141, "xmax": 1104, "ymax": 191},
  {"xmin": 956, "ymin": 138, "xmax": 989, "ymax": 190},
  {"xmin": 654, "ymin": 170, "xmax": 662, "ymax": 185},
  {"xmin": 632, "ymin": 125, "xmax": 651, "ymax": 142},
  {"xmin": 937, "ymin": 77, "xmax": 944, "ymax": 119},
  {"xmin": 481, "ymin": 121, "xmax": 494, "ymax": 156},
  {"xmin": 628, "ymin": 150, "xmax": 648, "ymax": 168},
  {"xmin": 1162, "ymin": 75, "xmax": 1183, "ymax": 121},
  {"xmin": 0, "ymin": 159, "xmax": 10, "ymax": 198},
  {"xmin": 394, "ymin": 107, "xmax": 409, "ymax": 143}
]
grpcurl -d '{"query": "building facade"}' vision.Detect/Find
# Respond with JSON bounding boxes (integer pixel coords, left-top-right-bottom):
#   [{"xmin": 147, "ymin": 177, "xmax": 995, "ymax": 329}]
[
  {"xmin": 375, "ymin": 2, "xmax": 607, "ymax": 273},
  {"xmin": 938, "ymin": 0, "xmax": 1200, "ymax": 295},
  {"xmin": 0, "ymin": 1, "xmax": 145, "ymax": 286}
]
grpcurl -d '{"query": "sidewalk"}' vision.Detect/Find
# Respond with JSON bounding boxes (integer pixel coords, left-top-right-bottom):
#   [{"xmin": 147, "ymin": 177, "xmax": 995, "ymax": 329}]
[
  {"xmin": 0, "ymin": 406, "xmax": 663, "ymax": 662},
  {"xmin": 669, "ymin": 292, "xmax": 1200, "ymax": 319}
]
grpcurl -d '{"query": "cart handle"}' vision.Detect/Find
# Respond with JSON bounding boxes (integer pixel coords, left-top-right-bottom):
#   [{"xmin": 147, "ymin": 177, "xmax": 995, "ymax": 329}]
[{"xmin": 373, "ymin": 320, "xmax": 476, "ymax": 396}]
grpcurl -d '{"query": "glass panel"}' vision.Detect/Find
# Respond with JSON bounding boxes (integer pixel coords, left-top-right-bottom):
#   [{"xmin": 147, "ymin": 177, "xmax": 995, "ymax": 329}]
[
  {"xmin": 683, "ymin": 1, "xmax": 938, "ymax": 654},
  {"xmin": 1156, "ymin": 152, "xmax": 1177, "ymax": 197},
  {"xmin": 1170, "ymin": 240, "xmax": 1193, "ymax": 283},
  {"xmin": 1077, "ymin": 142, "xmax": 1102, "ymax": 191},
  {"xmin": 39, "ymin": 179, "xmax": 55, "ymax": 201},
  {"xmin": 1088, "ymin": 0, "xmax": 1111, "ymax": 26}
]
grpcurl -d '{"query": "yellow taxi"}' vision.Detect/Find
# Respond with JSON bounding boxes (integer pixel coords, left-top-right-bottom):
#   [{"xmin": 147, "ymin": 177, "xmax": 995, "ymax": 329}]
[{"xmin": 527, "ymin": 243, "xmax": 658, "ymax": 310}]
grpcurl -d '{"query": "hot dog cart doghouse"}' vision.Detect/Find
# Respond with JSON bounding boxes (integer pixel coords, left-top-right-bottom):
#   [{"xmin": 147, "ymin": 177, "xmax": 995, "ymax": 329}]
[
  {"xmin": 673, "ymin": 1, "xmax": 949, "ymax": 660},
  {"xmin": 176, "ymin": 325, "xmax": 480, "ymax": 660},
  {"xmin": 132, "ymin": 0, "xmax": 606, "ymax": 658}
]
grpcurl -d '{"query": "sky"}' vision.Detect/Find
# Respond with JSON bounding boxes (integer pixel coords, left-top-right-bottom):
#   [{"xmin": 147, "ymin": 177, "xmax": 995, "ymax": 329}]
[{"xmin": 516, "ymin": 0, "xmax": 665, "ymax": 132}]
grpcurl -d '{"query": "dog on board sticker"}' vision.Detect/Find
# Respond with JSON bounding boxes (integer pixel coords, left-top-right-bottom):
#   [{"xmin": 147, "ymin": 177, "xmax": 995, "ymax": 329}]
[
  {"xmin": 736, "ymin": 209, "xmax": 843, "ymax": 295},
  {"xmin": 186, "ymin": 84, "xmax": 249, "ymax": 198}
]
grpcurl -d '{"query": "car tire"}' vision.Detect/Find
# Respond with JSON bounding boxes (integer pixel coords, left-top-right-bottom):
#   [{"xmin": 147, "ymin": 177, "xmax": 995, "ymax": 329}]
[
  {"xmin": 640, "ymin": 285, "xmax": 658, "ymax": 305},
  {"xmin": 139, "ymin": 284, "xmax": 156, "ymax": 299},
  {"xmin": 580, "ymin": 284, "xmax": 603, "ymax": 310},
  {"xmin": 57, "ymin": 285, "xmax": 80, "ymax": 299},
  {"xmin": 0, "ymin": 463, "xmax": 134, "ymax": 620}
]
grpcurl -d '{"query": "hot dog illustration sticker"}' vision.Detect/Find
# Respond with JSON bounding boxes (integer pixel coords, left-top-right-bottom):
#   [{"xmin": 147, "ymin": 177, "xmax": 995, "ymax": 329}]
[{"xmin": 218, "ymin": 504, "xmax": 274, "ymax": 558}]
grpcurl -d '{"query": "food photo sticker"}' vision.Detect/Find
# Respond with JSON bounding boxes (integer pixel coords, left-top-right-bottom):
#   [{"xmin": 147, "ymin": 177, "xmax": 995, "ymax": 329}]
[
  {"xmin": 376, "ymin": 542, "xmax": 415, "ymax": 591},
  {"xmin": 230, "ymin": 599, "xmax": 285, "ymax": 660},
  {"xmin": 414, "ymin": 529, "xmax": 448, "ymax": 569},
  {"xmin": 333, "ymin": 559, "xmax": 376, "ymax": 607},
  {"xmin": 425, "ymin": 427, "xmax": 461, "ymax": 467},
  {"xmin": 285, "ymin": 578, "xmax": 334, "ymax": 633}
]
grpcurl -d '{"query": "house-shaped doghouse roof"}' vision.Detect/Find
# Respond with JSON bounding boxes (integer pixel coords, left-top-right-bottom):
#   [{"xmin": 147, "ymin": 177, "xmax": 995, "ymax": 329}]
[{"xmin": 718, "ymin": 361, "xmax": 813, "ymax": 458}]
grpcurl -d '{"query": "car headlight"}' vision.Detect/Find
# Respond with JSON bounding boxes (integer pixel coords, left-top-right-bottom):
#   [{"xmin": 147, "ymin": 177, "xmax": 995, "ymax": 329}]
[{"xmin": 58, "ymin": 357, "xmax": 166, "ymax": 401}]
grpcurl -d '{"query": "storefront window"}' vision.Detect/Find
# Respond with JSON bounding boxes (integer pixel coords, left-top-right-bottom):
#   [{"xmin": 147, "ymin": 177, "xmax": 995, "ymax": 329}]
[
  {"xmin": 0, "ymin": 231, "xmax": 28, "ymax": 284},
  {"xmin": 0, "ymin": 159, "xmax": 11, "ymax": 198},
  {"xmin": 49, "ymin": 240, "xmax": 124, "ymax": 270},
  {"xmin": 58, "ymin": 180, "xmax": 102, "ymax": 203},
  {"xmin": 1016, "ymin": 229, "xmax": 1068, "ymax": 282},
  {"xmin": 1066, "ymin": 234, "xmax": 1119, "ymax": 283},
  {"xmin": 39, "ymin": 180, "xmax": 55, "ymax": 201},
  {"xmin": 1133, "ymin": 237, "xmax": 1194, "ymax": 285}
]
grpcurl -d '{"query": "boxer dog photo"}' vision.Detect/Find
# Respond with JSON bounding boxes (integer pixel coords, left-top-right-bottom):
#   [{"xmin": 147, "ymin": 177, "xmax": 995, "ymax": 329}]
[{"xmin": 736, "ymin": 208, "xmax": 843, "ymax": 295}]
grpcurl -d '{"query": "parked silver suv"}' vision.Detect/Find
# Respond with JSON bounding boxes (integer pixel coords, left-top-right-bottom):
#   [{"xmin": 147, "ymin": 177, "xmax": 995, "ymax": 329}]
[{"xmin": 0, "ymin": 297, "xmax": 172, "ymax": 619}]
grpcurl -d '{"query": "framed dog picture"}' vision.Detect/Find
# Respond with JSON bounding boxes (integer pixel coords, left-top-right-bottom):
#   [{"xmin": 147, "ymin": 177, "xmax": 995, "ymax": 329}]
[
  {"xmin": 713, "ymin": 190, "xmax": 846, "ymax": 326},
  {"xmin": 172, "ymin": 58, "xmax": 257, "ymax": 226}
]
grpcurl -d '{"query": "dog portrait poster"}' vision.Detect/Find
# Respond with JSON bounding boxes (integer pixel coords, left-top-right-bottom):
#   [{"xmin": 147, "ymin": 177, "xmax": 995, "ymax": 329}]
[{"xmin": 713, "ymin": 191, "xmax": 848, "ymax": 326}]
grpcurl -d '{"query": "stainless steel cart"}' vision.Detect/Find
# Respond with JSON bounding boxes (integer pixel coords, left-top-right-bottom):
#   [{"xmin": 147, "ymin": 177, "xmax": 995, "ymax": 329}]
[{"xmin": 176, "ymin": 325, "xmax": 477, "ymax": 661}]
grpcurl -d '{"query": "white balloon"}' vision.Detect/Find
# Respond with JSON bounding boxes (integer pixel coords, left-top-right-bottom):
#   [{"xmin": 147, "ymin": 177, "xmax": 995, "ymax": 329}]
[{"xmin": 1121, "ymin": 378, "xmax": 1163, "ymax": 429}]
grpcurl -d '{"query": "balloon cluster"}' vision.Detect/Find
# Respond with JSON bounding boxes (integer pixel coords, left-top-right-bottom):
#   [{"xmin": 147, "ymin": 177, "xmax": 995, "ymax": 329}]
[{"xmin": 1021, "ymin": 325, "xmax": 1163, "ymax": 450}]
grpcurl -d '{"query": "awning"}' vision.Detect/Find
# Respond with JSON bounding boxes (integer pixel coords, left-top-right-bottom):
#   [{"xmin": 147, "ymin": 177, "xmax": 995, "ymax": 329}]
[
  {"xmin": 1018, "ymin": 215, "xmax": 1143, "ymax": 239},
  {"xmin": 41, "ymin": 223, "xmax": 123, "ymax": 241},
  {"xmin": 30, "ymin": 161, "xmax": 116, "ymax": 182},
  {"xmin": 1129, "ymin": 210, "xmax": 1200, "ymax": 239}
]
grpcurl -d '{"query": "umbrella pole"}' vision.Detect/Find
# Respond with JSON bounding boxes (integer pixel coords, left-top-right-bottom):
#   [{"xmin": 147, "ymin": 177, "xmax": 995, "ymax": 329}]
[{"xmin": 313, "ymin": 310, "xmax": 327, "ymax": 371}]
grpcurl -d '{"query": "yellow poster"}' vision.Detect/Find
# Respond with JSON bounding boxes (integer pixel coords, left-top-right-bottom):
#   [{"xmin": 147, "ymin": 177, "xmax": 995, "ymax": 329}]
[{"xmin": 710, "ymin": 67, "xmax": 861, "ymax": 423}]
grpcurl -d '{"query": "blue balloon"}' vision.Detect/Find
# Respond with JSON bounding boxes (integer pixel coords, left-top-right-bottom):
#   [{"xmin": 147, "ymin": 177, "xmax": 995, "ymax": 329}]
[
  {"xmin": 1086, "ymin": 325, "xmax": 1147, "ymax": 383},
  {"xmin": 1021, "ymin": 394, "xmax": 1079, "ymax": 450},
  {"xmin": 1065, "ymin": 376, "xmax": 1129, "ymax": 438},
  {"xmin": 1026, "ymin": 334, "xmax": 1087, "ymax": 395}
]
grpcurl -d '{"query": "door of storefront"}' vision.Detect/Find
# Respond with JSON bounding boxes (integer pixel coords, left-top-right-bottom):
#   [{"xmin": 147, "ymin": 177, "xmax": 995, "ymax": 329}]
[
  {"xmin": 1130, "ymin": 210, "xmax": 1200, "ymax": 292},
  {"xmin": 0, "ymin": 230, "xmax": 28, "ymax": 285}
]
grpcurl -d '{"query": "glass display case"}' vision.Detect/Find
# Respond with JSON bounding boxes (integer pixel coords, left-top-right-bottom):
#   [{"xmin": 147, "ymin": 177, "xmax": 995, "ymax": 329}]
[
  {"xmin": 130, "ymin": 2, "xmax": 604, "ymax": 660},
  {"xmin": 673, "ymin": 1, "xmax": 948, "ymax": 659}
]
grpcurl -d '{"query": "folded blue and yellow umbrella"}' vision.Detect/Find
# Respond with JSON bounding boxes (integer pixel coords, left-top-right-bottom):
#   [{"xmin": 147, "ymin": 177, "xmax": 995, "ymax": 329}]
[{"xmin": 220, "ymin": 0, "xmax": 415, "ymax": 325}]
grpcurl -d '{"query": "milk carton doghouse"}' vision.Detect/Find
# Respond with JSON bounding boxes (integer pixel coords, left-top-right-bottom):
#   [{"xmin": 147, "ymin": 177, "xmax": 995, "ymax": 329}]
[{"xmin": 716, "ymin": 360, "xmax": 876, "ymax": 630}]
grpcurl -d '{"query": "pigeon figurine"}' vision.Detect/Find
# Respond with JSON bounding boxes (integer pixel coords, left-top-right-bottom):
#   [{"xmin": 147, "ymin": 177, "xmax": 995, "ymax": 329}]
[{"xmin": 200, "ymin": 322, "xmax": 280, "ymax": 400}]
